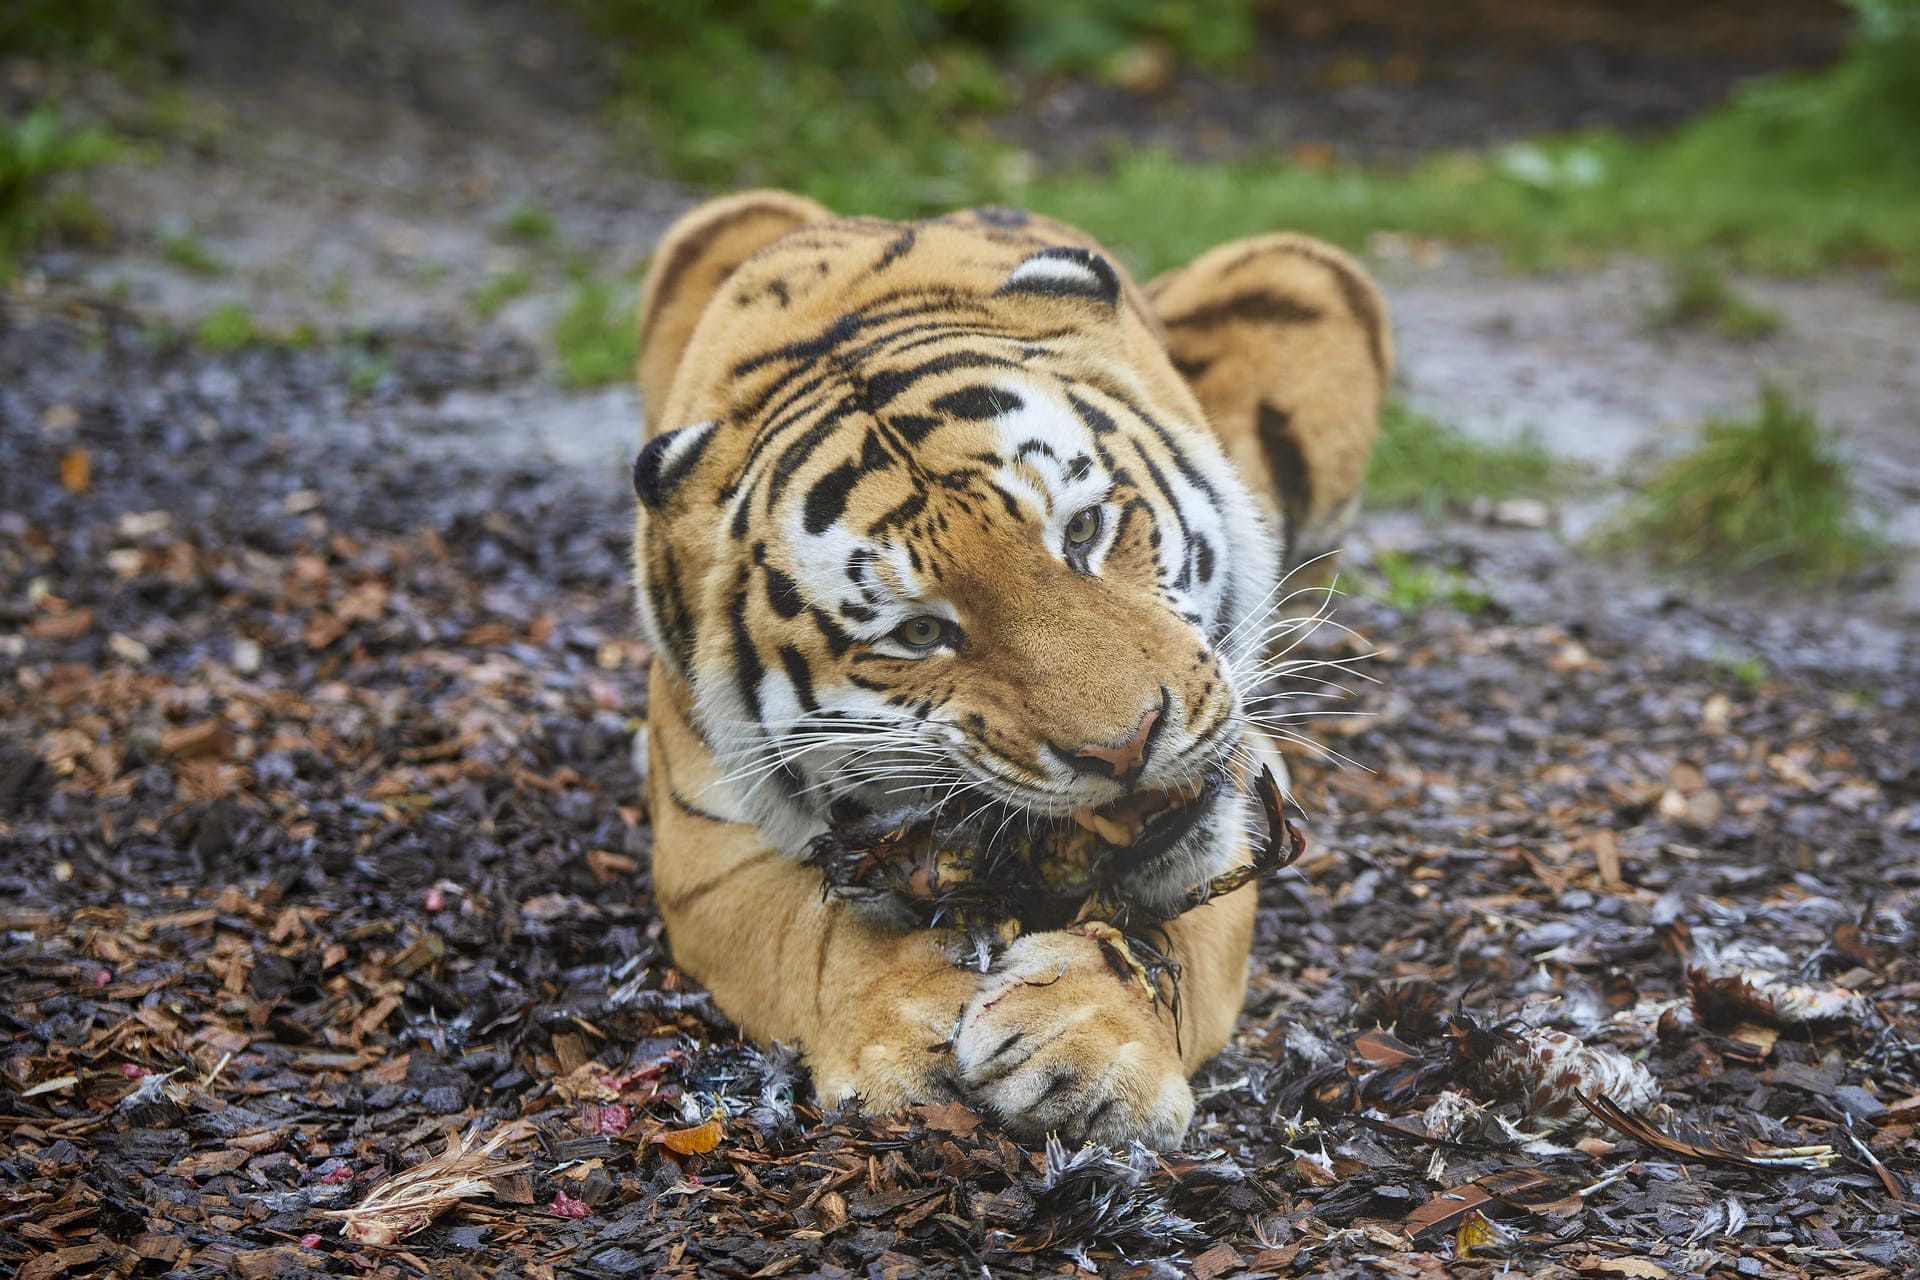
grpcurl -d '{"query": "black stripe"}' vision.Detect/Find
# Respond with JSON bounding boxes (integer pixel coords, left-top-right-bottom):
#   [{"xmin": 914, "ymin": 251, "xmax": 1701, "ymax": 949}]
[
  {"xmin": 762, "ymin": 396, "xmax": 861, "ymax": 512},
  {"xmin": 653, "ymin": 544, "xmax": 696, "ymax": 673},
  {"xmin": 931, "ymin": 385, "xmax": 1022, "ymax": 420},
  {"xmin": 1257, "ymin": 401, "xmax": 1313, "ymax": 565},
  {"xmin": 1067, "ymin": 392, "xmax": 1117, "ymax": 435},
  {"xmin": 1162, "ymin": 289, "xmax": 1323, "ymax": 331},
  {"xmin": 862, "ymin": 350, "xmax": 1022, "ymax": 412},
  {"xmin": 755, "ymin": 544, "xmax": 805, "ymax": 618},
  {"xmin": 868, "ymin": 491, "xmax": 927, "ymax": 538},
  {"xmin": 873, "ymin": 226, "xmax": 916, "ymax": 272},
  {"xmin": 804, "ymin": 462, "xmax": 862, "ymax": 535},
  {"xmin": 809, "ymin": 607, "xmax": 853, "ymax": 658},
  {"xmin": 728, "ymin": 585, "xmax": 765, "ymax": 719},
  {"xmin": 777, "ymin": 645, "xmax": 819, "ymax": 712},
  {"xmin": 668, "ymin": 787, "xmax": 739, "ymax": 826}
]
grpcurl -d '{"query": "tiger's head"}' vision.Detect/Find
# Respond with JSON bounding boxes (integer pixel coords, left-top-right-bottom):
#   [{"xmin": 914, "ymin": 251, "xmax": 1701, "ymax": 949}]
[{"xmin": 634, "ymin": 221, "xmax": 1284, "ymax": 913}]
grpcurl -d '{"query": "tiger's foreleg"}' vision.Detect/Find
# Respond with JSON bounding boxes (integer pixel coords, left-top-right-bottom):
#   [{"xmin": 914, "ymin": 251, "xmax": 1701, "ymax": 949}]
[{"xmin": 645, "ymin": 661, "xmax": 978, "ymax": 1108}]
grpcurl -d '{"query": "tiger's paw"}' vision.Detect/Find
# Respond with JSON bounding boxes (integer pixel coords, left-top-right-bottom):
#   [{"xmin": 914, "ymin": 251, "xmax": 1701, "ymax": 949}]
[
  {"xmin": 812, "ymin": 1042, "xmax": 965, "ymax": 1115},
  {"xmin": 954, "ymin": 931, "xmax": 1194, "ymax": 1150},
  {"xmin": 808, "ymin": 967, "xmax": 976, "ymax": 1114}
]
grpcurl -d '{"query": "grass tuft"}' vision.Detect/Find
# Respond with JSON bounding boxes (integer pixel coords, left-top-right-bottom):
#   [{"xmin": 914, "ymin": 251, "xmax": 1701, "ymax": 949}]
[
  {"xmin": 160, "ymin": 231, "xmax": 226, "ymax": 278},
  {"xmin": 1648, "ymin": 257, "xmax": 1782, "ymax": 340},
  {"xmin": 1366, "ymin": 401, "xmax": 1561, "ymax": 513},
  {"xmin": 194, "ymin": 301, "xmax": 259, "ymax": 351},
  {"xmin": 1611, "ymin": 388, "xmax": 1877, "ymax": 578},
  {"xmin": 553, "ymin": 272, "xmax": 637, "ymax": 388},
  {"xmin": 472, "ymin": 269, "xmax": 533, "ymax": 322},
  {"xmin": 498, "ymin": 203, "xmax": 558, "ymax": 248},
  {"xmin": 1, "ymin": 107, "xmax": 120, "ymax": 277},
  {"xmin": 1361, "ymin": 551, "xmax": 1491, "ymax": 615}
]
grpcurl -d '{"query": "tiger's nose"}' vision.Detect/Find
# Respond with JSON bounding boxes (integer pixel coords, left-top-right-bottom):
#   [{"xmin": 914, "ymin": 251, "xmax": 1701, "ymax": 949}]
[{"xmin": 1050, "ymin": 692, "xmax": 1167, "ymax": 786}]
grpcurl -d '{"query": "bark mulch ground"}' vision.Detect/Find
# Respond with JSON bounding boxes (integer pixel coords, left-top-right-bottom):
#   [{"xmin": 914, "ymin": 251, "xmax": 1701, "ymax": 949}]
[{"xmin": 3, "ymin": 301, "xmax": 1917, "ymax": 1278}]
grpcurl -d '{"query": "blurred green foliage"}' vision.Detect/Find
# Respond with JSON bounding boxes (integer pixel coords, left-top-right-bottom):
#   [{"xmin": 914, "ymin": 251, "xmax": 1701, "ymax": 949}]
[
  {"xmin": 1647, "ymin": 256, "xmax": 1781, "ymax": 340},
  {"xmin": 0, "ymin": 107, "xmax": 119, "ymax": 276},
  {"xmin": 1366, "ymin": 401, "xmax": 1561, "ymax": 513},
  {"xmin": 0, "ymin": 0, "xmax": 165, "ymax": 66},
  {"xmin": 1610, "ymin": 388, "xmax": 1879, "ymax": 579},
  {"xmin": 571, "ymin": 0, "xmax": 1250, "ymax": 213},
  {"xmin": 1361, "ymin": 551, "xmax": 1491, "ymax": 615},
  {"xmin": 580, "ymin": 0, "xmax": 1917, "ymax": 277},
  {"xmin": 554, "ymin": 270, "xmax": 639, "ymax": 387},
  {"xmin": 1038, "ymin": 1, "xmax": 1920, "ymax": 275}
]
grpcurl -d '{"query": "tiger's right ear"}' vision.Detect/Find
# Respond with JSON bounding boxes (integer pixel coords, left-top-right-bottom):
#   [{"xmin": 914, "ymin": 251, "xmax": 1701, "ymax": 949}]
[
  {"xmin": 996, "ymin": 246, "xmax": 1121, "ymax": 307},
  {"xmin": 633, "ymin": 420, "xmax": 719, "ymax": 510}
]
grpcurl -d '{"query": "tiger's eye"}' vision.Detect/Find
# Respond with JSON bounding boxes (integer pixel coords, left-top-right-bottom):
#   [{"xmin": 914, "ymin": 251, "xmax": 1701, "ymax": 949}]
[
  {"xmin": 895, "ymin": 616, "xmax": 944, "ymax": 648},
  {"xmin": 1065, "ymin": 507, "xmax": 1101, "ymax": 546}
]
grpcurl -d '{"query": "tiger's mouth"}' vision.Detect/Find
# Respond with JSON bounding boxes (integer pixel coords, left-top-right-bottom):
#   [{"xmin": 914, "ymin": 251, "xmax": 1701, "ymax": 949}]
[{"xmin": 1069, "ymin": 771, "xmax": 1225, "ymax": 863}]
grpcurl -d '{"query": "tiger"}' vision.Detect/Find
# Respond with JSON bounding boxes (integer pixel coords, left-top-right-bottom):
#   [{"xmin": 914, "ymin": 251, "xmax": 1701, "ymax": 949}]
[{"xmin": 630, "ymin": 190, "xmax": 1389, "ymax": 1149}]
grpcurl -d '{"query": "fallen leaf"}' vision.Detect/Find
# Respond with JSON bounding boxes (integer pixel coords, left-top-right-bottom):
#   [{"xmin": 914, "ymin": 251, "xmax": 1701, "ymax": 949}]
[
  {"xmin": 59, "ymin": 448, "xmax": 90, "ymax": 493},
  {"xmin": 916, "ymin": 1100, "xmax": 983, "ymax": 1138},
  {"xmin": 658, "ymin": 1114, "xmax": 723, "ymax": 1155}
]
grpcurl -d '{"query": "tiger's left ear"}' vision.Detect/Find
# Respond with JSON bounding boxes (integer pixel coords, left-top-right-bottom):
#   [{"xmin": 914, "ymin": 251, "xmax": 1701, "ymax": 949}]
[
  {"xmin": 996, "ymin": 247, "xmax": 1120, "ymax": 307},
  {"xmin": 633, "ymin": 420, "xmax": 718, "ymax": 510}
]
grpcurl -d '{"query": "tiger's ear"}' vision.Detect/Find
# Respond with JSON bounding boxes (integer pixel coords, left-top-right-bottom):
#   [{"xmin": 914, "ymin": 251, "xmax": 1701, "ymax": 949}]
[
  {"xmin": 633, "ymin": 420, "xmax": 719, "ymax": 511},
  {"xmin": 996, "ymin": 247, "xmax": 1121, "ymax": 307}
]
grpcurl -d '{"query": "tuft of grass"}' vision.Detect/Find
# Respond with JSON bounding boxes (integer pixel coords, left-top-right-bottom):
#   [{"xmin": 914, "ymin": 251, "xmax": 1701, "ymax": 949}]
[
  {"xmin": 472, "ymin": 269, "xmax": 533, "ymax": 322},
  {"xmin": 1362, "ymin": 551, "xmax": 1491, "ymax": 615},
  {"xmin": 160, "ymin": 230, "xmax": 225, "ymax": 277},
  {"xmin": 347, "ymin": 347, "xmax": 393, "ymax": 394},
  {"xmin": 1, "ymin": 107, "xmax": 120, "ymax": 277},
  {"xmin": 194, "ymin": 301, "xmax": 259, "ymax": 351},
  {"xmin": 498, "ymin": 203, "xmax": 558, "ymax": 247},
  {"xmin": 1611, "ymin": 388, "xmax": 1878, "ymax": 578},
  {"xmin": 1711, "ymin": 647, "xmax": 1770, "ymax": 690},
  {"xmin": 1648, "ymin": 257, "xmax": 1782, "ymax": 340},
  {"xmin": 553, "ymin": 272, "xmax": 638, "ymax": 388},
  {"xmin": 1366, "ymin": 401, "xmax": 1561, "ymax": 513}
]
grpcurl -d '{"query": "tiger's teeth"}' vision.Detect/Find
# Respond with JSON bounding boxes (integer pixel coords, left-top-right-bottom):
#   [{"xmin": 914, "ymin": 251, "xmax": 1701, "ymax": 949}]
[
  {"xmin": 1092, "ymin": 813, "xmax": 1136, "ymax": 846},
  {"xmin": 1070, "ymin": 809, "xmax": 1101, "ymax": 835}
]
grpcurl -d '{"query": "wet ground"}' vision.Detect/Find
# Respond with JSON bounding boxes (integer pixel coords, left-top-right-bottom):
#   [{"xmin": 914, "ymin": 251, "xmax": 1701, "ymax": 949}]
[{"xmin": 5, "ymin": 0, "xmax": 1920, "ymax": 1275}]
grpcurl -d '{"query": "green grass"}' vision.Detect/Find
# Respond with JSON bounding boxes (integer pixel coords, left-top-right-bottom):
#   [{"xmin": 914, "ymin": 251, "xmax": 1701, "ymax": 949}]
[
  {"xmin": 1, "ymin": 107, "xmax": 120, "ymax": 277},
  {"xmin": 191, "ymin": 303, "xmax": 316, "ymax": 352},
  {"xmin": 1609, "ymin": 388, "xmax": 1878, "ymax": 579},
  {"xmin": 553, "ymin": 272, "xmax": 638, "ymax": 388},
  {"xmin": 498, "ymin": 203, "xmax": 558, "ymax": 247},
  {"xmin": 1361, "ymin": 551, "xmax": 1491, "ymax": 615},
  {"xmin": 1366, "ymin": 401, "xmax": 1561, "ymax": 513},
  {"xmin": 160, "ymin": 230, "xmax": 225, "ymax": 277},
  {"xmin": 1711, "ymin": 647, "xmax": 1770, "ymax": 690},
  {"xmin": 346, "ymin": 345, "xmax": 393, "ymax": 394},
  {"xmin": 1647, "ymin": 256, "xmax": 1782, "ymax": 340},
  {"xmin": 472, "ymin": 269, "xmax": 533, "ymax": 321},
  {"xmin": 579, "ymin": 1, "xmax": 1918, "ymax": 278},
  {"xmin": 194, "ymin": 301, "xmax": 259, "ymax": 351},
  {"xmin": 575, "ymin": 0, "xmax": 1253, "ymax": 218}
]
